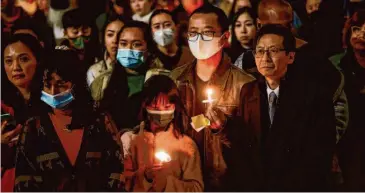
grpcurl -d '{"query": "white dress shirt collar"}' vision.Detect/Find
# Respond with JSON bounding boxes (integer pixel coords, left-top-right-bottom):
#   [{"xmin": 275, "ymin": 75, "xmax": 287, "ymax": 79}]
[{"xmin": 266, "ymin": 83, "xmax": 280, "ymax": 100}]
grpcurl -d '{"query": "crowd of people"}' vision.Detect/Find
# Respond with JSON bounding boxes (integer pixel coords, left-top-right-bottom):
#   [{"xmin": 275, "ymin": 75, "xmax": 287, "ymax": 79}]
[{"xmin": 1, "ymin": 0, "xmax": 364, "ymax": 191}]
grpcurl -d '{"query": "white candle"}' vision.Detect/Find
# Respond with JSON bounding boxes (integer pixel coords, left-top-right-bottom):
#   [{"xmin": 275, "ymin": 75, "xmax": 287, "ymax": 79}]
[{"xmin": 202, "ymin": 88, "xmax": 216, "ymax": 104}]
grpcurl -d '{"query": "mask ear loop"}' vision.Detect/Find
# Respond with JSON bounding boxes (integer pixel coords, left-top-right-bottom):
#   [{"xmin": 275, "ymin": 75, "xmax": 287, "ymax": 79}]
[{"xmin": 68, "ymin": 85, "xmax": 76, "ymax": 97}]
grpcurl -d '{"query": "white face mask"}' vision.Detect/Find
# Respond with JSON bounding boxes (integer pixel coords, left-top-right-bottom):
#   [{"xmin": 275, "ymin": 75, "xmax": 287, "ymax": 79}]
[
  {"xmin": 188, "ymin": 34, "xmax": 224, "ymax": 60},
  {"xmin": 153, "ymin": 28, "xmax": 175, "ymax": 46}
]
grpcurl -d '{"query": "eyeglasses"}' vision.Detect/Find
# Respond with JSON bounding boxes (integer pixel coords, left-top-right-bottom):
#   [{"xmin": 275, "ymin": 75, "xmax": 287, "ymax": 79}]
[
  {"xmin": 351, "ymin": 26, "xmax": 365, "ymax": 36},
  {"xmin": 187, "ymin": 31, "xmax": 216, "ymax": 42},
  {"xmin": 253, "ymin": 47, "xmax": 286, "ymax": 58}
]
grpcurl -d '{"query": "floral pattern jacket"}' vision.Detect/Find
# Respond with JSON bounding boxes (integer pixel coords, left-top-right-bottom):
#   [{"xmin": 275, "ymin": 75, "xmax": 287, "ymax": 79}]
[{"xmin": 14, "ymin": 112, "xmax": 125, "ymax": 191}]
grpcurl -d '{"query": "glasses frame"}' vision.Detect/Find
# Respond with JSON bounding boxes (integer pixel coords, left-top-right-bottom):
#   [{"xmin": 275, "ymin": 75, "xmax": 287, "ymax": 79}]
[
  {"xmin": 187, "ymin": 32, "xmax": 216, "ymax": 42},
  {"xmin": 252, "ymin": 48, "xmax": 287, "ymax": 58}
]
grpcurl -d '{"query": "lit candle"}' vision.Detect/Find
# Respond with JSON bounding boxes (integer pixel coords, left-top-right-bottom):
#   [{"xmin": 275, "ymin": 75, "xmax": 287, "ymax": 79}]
[
  {"xmin": 155, "ymin": 151, "xmax": 171, "ymax": 163},
  {"xmin": 202, "ymin": 88, "xmax": 216, "ymax": 104}
]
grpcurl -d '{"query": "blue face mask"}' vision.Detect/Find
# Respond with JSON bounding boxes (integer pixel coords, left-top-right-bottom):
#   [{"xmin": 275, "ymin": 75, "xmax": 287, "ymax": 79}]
[
  {"xmin": 40, "ymin": 89, "xmax": 74, "ymax": 109},
  {"xmin": 116, "ymin": 48, "xmax": 145, "ymax": 69}
]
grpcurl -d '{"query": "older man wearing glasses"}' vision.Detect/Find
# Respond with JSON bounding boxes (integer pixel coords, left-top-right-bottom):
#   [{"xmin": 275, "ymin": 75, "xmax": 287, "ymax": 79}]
[{"xmin": 227, "ymin": 24, "xmax": 336, "ymax": 191}]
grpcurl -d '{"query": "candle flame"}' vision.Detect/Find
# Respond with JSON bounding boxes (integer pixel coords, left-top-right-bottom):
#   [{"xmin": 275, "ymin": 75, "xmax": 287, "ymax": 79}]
[
  {"xmin": 207, "ymin": 88, "xmax": 213, "ymax": 101},
  {"xmin": 203, "ymin": 88, "xmax": 215, "ymax": 103},
  {"xmin": 155, "ymin": 151, "xmax": 171, "ymax": 163}
]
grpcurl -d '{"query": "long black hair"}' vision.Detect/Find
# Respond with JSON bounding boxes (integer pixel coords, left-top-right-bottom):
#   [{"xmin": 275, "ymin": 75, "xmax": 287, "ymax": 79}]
[
  {"xmin": 41, "ymin": 49, "xmax": 94, "ymax": 129},
  {"xmin": 101, "ymin": 14, "xmax": 126, "ymax": 59},
  {"xmin": 228, "ymin": 0, "xmax": 256, "ymax": 22},
  {"xmin": 229, "ymin": 7, "xmax": 257, "ymax": 61},
  {"xmin": 148, "ymin": 9, "xmax": 177, "ymax": 51},
  {"xmin": 1, "ymin": 34, "xmax": 45, "ymax": 123},
  {"xmin": 115, "ymin": 20, "xmax": 152, "ymax": 74},
  {"xmin": 139, "ymin": 75, "xmax": 188, "ymax": 138}
]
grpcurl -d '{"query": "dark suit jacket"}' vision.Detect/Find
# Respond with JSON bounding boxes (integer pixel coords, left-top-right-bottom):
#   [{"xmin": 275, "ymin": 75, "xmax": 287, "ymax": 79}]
[{"xmin": 226, "ymin": 76, "xmax": 336, "ymax": 191}]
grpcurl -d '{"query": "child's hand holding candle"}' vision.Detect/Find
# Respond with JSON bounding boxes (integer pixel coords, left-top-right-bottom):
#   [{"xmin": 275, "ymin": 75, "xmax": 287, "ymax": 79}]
[{"xmin": 155, "ymin": 151, "xmax": 171, "ymax": 164}]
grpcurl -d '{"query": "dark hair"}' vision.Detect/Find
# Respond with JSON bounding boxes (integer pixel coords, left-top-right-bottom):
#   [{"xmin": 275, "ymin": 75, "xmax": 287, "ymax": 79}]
[
  {"xmin": 130, "ymin": 0, "xmax": 157, "ymax": 14},
  {"xmin": 254, "ymin": 24, "xmax": 296, "ymax": 52},
  {"xmin": 231, "ymin": 7, "xmax": 257, "ymax": 50},
  {"xmin": 101, "ymin": 14, "xmax": 126, "ymax": 57},
  {"xmin": 1, "ymin": 34, "xmax": 45, "ymax": 123},
  {"xmin": 50, "ymin": 0, "xmax": 69, "ymax": 10},
  {"xmin": 190, "ymin": 4, "xmax": 229, "ymax": 33},
  {"xmin": 343, "ymin": 9, "xmax": 365, "ymax": 49},
  {"xmin": 1, "ymin": 0, "xmax": 20, "ymax": 16},
  {"xmin": 148, "ymin": 9, "xmax": 177, "ymax": 51},
  {"xmin": 44, "ymin": 50, "xmax": 83, "ymax": 83},
  {"xmin": 63, "ymin": 8, "xmax": 102, "ymax": 68},
  {"xmin": 140, "ymin": 75, "xmax": 187, "ymax": 138},
  {"xmin": 62, "ymin": 8, "xmax": 95, "ymax": 29},
  {"xmin": 62, "ymin": 8, "xmax": 83, "ymax": 29},
  {"xmin": 116, "ymin": 21, "xmax": 152, "ymax": 68},
  {"xmin": 149, "ymin": 9, "xmax": 177, "ymax": 26},
  {"xmin": 117, "ymin": 20, "xmax": 152, "ymax": 49},
  {"xmin": 258, "ymin": 0, "xmax": 293, "ymax": 22},
  {"xmin": 42, "ymin": 50, "xmax": 94, "ymax": 129},
  {"xmin": 107, "ymin": 0, "xmax": 133, "ymax": 20},
  {"xmin": 11, "ymin": 18, "xmax": 56, "ymax": 52},
  {"xmin": 228, "ymin": 0, "xmax": 255, "ymax": 21}
]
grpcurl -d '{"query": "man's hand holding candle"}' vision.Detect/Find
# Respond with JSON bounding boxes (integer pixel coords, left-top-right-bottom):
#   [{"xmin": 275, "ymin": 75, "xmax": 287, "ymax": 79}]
[
  {"xmin": 205, "ymin": 106, "xmax": 227, "ymax": 130},
  {"xmin": 202, "ymin": 88, "xmax": 227, "ymax": 131}
]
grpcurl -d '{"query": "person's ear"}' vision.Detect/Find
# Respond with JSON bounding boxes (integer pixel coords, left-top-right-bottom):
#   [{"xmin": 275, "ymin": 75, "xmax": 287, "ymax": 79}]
[
  {"xmin": 257, "ymin": 19, "xmax": 262, "ymax": 29},
  {"xmin": 225, "ymin": 31, "xmax": 230, "ymax": 40},
  {"xmin": 288, "ymin": 52, "xmax": 295, "ymax": 64},
  {"xmin": 40, "ymin": 41, "xmax": 45, "ymax": 48},
  {"xmin": 220, "ymin": 31, "xmax": 230, "ymax": 47}
]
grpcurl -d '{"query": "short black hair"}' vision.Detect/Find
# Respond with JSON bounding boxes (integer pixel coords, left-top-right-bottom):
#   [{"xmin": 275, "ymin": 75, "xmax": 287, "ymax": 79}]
[
  {"xmin": 62, "ymin": 9, "xmax": 83, "ymax": 29},
  {"xmin": 62, "ymin": 8, "xmax": 94, "ymax": 29},
  {"xmin": 190, "ymin": 4, "xmax": 229, "ymax": 33},
  {"xmin": 44, "ymin": 50, "xmax": 82, "ymax": 83},
  {"xmin": 149, "ymin": 9, "xmax": 177, "ymax": 26},
  {"xmin": 255, "ymin": 24, "xmax": 296, "ymax": 52}
]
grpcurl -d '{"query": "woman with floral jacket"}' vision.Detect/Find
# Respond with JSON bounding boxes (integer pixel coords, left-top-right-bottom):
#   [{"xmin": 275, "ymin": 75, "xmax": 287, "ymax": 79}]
[{"xmin": 14, "ymin": 50, "xmax": 125, "ymax": 191}]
